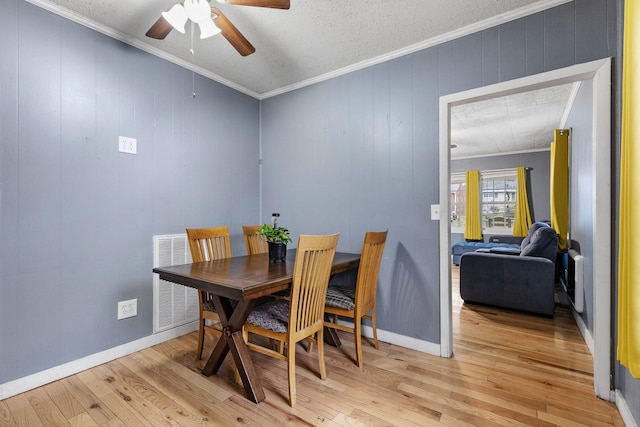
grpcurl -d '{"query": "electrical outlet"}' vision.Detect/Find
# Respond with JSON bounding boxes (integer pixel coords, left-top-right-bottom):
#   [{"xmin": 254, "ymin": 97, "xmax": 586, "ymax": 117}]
[
  {"xmin": 117, "ymin": 299, "xmax": 137, "ymax": 320},
  {"xmin": 118, "ymin": 136, "xmax": 137, "ymax": 154}
]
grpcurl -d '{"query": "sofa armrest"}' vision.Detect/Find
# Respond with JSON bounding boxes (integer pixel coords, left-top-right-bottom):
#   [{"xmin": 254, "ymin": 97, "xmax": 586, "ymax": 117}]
[{"xmin": 459, "ymin": 252, "xmax": 555, "ymax": 316}]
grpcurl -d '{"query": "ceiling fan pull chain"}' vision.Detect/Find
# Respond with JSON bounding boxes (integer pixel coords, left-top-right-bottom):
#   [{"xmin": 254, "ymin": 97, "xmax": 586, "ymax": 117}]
[{"xmin": 190, "ymin": 21, "xmax": 196, "ymax": 98}]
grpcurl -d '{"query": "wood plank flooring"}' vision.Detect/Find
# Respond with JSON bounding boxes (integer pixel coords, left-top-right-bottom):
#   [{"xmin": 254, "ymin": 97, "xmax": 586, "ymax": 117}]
[{"xmin": 0, "ymin": 267, "xmax": 625, "ymax": 426}]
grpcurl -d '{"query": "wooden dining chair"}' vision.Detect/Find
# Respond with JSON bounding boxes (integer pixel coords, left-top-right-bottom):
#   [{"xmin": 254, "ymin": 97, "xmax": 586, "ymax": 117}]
[
  {"xmin": 185, "ymin": 226, "xmax": 232, "ymax": 361},
  {"xmin": 242, "ymin": 225, "xmax": 268, "ymax": 255},
  {"xmin": 243, "ymin": 233, "xmax": 339, "ymax": 406},
  {"xmin": 324, "ymin": 230, "xmax": 388, "ymax": 369}
]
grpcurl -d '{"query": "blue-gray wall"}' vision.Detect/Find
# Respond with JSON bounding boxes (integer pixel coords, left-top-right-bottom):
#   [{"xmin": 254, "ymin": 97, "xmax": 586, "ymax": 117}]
[
  {"xmin": 261, "ymin": 0, "xmax": 617, "ymax": 344},
  {"xmin": 0, "ymin": 1, "xmax": 260, "ymax": 383},
  {"xmin": 261, "ymin": 65, "xmax": 441, "ymax": 339},
  {"xmin": 566, "ymin": 81, "xmax": 595, "ymax": 331},
  {"xmin": 451, "ymin": 150, "xmax": 551, "ymax": 245}
]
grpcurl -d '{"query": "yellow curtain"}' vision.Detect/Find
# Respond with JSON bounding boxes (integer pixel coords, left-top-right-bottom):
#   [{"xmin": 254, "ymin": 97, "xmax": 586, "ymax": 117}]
[
  {"xmin": 512, "ymin": 166, "xmax": 532, "ymax": 237},
  {"xmin": 550, "ymin": 129, "xmax": 569, "ymax": 251},
  {"xmin": 618, "ymin": 0, "xmax": 640, "ymax": 379},
  {"xmin": 464, "ymin": 170, "xmax": 482, "ymax": 240}
]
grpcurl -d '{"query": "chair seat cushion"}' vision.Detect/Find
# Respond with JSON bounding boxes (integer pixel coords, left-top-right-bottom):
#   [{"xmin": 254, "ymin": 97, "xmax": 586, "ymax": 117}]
[
  {"xmin": 325, "ymin": 286, "xmax": 356, "ymax": 310},
  {"xmin": 246, "ymin": 300, "xmax": 290, "ymax": 333},
  {"xmin": 202, "ymin": 299, "xmax": 216, "ymax": 312}
]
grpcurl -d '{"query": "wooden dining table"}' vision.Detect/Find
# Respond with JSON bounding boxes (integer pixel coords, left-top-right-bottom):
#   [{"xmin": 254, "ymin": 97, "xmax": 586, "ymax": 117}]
[{"xmin": 152, "ymin": 249, "xmax": 360, "ymax": 403}]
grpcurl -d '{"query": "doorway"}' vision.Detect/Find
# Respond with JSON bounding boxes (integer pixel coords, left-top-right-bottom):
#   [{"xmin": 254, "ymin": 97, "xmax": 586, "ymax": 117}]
[{"xmin": 438, "ymin": 58, "xmax": 613, "ymax": 400}]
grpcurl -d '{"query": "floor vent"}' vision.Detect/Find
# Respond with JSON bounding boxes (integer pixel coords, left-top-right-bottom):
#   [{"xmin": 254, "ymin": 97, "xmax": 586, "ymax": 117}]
[{"xmin": 152, "ymin": 234, "xmax": 198, "ymax": 333}]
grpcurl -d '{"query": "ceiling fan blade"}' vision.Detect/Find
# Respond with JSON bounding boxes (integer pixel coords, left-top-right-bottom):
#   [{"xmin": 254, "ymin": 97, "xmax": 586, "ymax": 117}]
[
  {"xmin": 217, "ymin": 0, "xmax": 290, "ymax": 10},
  {"xmin": 211, "ymin": 8, "xmax": 256, "ymax": 56},
  {"xmin": 146, "ymin": 16, "xmax": 173, "ymax": 39}
]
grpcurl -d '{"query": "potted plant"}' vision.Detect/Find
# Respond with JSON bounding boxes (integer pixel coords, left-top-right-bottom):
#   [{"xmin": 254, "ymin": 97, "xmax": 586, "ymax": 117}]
[{"xmin": 257, "ymin": 224, "xmax": 292, "ymax": 262}]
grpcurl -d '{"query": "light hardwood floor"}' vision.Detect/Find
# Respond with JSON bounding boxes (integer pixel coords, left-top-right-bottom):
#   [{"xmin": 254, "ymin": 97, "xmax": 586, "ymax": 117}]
[{"xmin": 0, "ymin": 267, "xmax": 625, "ymax": 426}]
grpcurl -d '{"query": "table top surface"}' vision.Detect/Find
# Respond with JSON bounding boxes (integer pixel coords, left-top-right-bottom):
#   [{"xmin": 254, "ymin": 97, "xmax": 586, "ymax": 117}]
[{"xmin": 153, "ymin": 249, "xmax": 360, "ymax": 301}]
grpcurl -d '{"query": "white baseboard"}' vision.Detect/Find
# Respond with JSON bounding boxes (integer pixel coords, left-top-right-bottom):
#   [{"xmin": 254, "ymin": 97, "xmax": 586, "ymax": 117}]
[
  {"xmin": 340, "ymin": 321, "xmax": 441, "ymax": 357},
  {"xmin": 616, "ymin": 389, "xmax": 639, "ymax": 427},
  {"xmin": 572, "ymin": 308, "xmax": 594, "ymax": 356},
  {"xmin": 0, "ymin": 321, "xmax": 198, "ymax": 400}
]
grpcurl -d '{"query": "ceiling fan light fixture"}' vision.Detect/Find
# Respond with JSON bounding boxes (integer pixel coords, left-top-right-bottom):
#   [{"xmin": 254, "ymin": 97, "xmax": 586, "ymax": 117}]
[
  {"xmin": 146, "ymin": 0, "xmax": 270, "ymax": 56},
  {"xmin": 199, "ymin": 18, "xmax": 221, "ymax": 39},
  {"xmin": 184, "ymin": 0, "xmax": 212, "ymax": 23},
  {"xmin": 162, "ymin": 4, "xmax": 188, "ymax": 33}
]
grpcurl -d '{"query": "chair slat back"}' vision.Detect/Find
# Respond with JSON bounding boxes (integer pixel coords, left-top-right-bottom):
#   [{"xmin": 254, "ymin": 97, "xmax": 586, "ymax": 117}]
[
  {"xmin": 289, "ymin": 233, "xmax": 339, "ymax": 336},
  {"xmin": 185, "ymin": 226, "xmax": 232, "ymax": 362},
  {"xmin": 242, "ymin": 225, "xmax": 268, "ymax": 255},
  {"xmin": 186, "ymin": 227, "xmax": 232, "ymax": 262},
  {"xmin": 355, "ymin": 230, "xmax": 388, "ymax": 313}
]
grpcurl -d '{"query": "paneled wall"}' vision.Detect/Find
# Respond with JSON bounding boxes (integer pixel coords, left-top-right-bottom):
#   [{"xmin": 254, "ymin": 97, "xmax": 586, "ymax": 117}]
[
  {"xmin": 260, "ymin": 1, "xmax": 617, "ymax": 344},
  {"xmin": 0, "ymin": 1, "xmax": 260, "ymax": 383},
  {"xmin": 566, "ymin": 82, "xmax": 595, "ymax": 331}
]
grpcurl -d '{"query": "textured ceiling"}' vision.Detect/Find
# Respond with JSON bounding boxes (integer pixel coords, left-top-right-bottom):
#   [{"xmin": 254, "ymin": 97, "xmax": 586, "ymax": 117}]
[
  {"xmin": 31, "ymin": 0, "xmax": 567, "ymax": 98},
  {"xmin": 451, "ymin": 83, "xmax": 577, "ymax": 159},
  {"xmin": 27, "ymin": 0, "xmax": 572, "ymax": 158}
]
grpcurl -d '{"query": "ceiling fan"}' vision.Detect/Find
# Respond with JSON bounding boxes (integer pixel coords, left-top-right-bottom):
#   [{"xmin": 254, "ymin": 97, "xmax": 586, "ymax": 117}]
[{"xmin": 146, "ymin": 0, "xmax": 290, "ymax": 57}]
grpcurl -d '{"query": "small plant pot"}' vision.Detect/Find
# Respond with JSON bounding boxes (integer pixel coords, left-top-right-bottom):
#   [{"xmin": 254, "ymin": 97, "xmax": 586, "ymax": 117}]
[{"xmin": 268, "ymin": 242, "xmax": 287, "ymax": 263}]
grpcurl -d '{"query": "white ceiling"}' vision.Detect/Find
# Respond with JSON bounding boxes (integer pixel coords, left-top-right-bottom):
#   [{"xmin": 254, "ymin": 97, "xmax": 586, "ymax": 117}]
[
  {"xmin": 31, "ymin": 0, "xmax": 569, "ymax": 97},
  {"xmin": 450, "ymin": 82, "xmax": 578, "ymax": 159},
  {"xmin": 27, "ymin": 0, "xmax": 573, "ymax": 158}
]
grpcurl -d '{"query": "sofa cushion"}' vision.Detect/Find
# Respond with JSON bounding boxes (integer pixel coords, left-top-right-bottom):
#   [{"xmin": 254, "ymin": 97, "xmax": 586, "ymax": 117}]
[
  {"xmin": 520, "ymin": 227, "xmax": 558, "ymax": 261},
  {"xmin": 451, "ymin": 241, "xmax": 520, "ymax": 265},
  {"xmin": 487, "ymin": 246, "xmax": 521, "ymax": 255},
  {"xmin": 520, "ymin": 222, "xmax": 551, "ymax": 250},
  {"xmin": 488, "ymin": 235, "xmax": 524, "ymax": 245}
]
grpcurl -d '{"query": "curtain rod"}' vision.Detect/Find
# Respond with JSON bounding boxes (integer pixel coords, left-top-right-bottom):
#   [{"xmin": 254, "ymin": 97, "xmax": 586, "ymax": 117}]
[
  {"xmin": 453, "ymin": 167, "xmax": 534, "ymax": 177},
  {"xmin": 480, "ymin": 167, "xmax": 533, "ymax": 174}
]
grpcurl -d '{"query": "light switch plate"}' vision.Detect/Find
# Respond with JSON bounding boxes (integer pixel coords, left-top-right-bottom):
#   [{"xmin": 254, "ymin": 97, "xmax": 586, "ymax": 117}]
[
  {"xmin": 431, "ymin": 204, "xmax": 440, "ymax": 220},
  {"xmin": 119, "ymin": 136, "xmax": 137, "ymax": 154}
]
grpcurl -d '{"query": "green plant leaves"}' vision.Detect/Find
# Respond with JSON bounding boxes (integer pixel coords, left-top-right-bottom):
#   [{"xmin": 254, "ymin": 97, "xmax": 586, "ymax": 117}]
[{"xmin": 257, "ymin": 224, "xmax": 292, "ymax": 244}]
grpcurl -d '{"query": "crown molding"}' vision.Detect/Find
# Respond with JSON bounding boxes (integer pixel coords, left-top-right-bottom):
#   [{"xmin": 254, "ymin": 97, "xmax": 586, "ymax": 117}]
[
  {"xmin": 259, "ymin": 0, "xmax": 572, "ymax": 99},
  {"xmin": 25, "ymin": 0, "xmax": 571, "ymax": 100}
]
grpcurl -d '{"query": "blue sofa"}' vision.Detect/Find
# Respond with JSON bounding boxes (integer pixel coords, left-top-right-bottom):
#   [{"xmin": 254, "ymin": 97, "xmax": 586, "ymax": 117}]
[
  {"xmin": 458, "ymin": 223, "xmax": 559, "ymax": 317},
  {"xmin": 451, "ymin": 235, "xmax": 523, "ymax": 265}
]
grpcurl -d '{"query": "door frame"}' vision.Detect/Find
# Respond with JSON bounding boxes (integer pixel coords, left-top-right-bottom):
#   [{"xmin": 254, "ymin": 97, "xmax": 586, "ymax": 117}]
[{"xmin": 438, "ymin": 57, "xmax": 613, "ymax": 400}]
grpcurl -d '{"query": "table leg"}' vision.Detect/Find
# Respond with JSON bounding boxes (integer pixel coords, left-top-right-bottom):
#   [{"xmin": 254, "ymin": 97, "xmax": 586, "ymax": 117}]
[
  {"xmin": 201, "ymin": 297, "xmax": 265, "ymax": 404},
  {"xmin": 226, "ymin": 331, "xmax": 265, "ymax": 403},
  {"xmin": 202, "ymin": 333, "xmax": 230, "ymax": 375}
]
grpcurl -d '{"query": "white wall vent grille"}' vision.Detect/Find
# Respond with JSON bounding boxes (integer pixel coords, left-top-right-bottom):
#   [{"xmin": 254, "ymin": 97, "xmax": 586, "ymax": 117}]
[{"xmin": 153, "ymin": 234, "xmax": 198, "ymax": 334}]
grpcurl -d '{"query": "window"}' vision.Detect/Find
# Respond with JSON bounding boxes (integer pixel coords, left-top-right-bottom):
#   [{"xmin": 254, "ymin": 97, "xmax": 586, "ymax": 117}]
[
  {"xmin": 450, "ymin": 169, "xmax": 517, "ymax": 234},
  {"xmin": 450, "ymin": 174, "xmax": 466, "ymax": 232}
]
